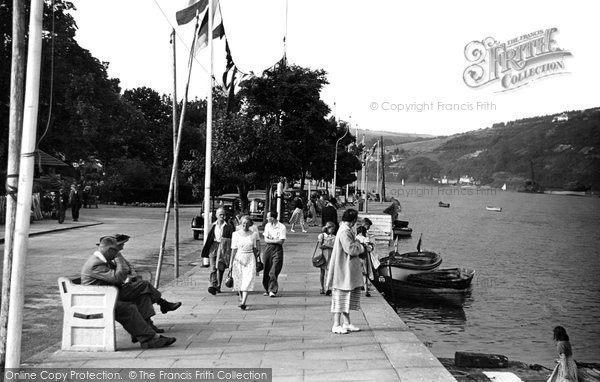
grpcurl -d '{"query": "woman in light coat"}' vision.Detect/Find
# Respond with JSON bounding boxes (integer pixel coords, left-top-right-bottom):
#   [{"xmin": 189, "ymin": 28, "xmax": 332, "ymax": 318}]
[{"xmin": 326, "ymin": 209, "xmax": 372, "ymax": 334}]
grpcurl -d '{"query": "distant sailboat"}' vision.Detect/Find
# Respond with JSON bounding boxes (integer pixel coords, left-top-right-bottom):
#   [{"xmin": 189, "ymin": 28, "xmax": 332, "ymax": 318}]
[
  {"xmin": 501, "ymin": 183, "xmax": 507, "ymax": 191},
  {"xmin": 401, "ymin": 179, "xmax": 405, "ymax": 186}
]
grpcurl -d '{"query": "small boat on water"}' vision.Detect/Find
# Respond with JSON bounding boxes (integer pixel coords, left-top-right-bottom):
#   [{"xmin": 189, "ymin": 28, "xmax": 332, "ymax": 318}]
[
  {"xmin": 486, "ymin": 206, "xmax": 502, "ymax": 212},
  {"xmin": 392, "ymin": 220, "xmax": 412, "ymax": 238},
  {"xmin": 407, "ymin": 268, "xmax": 475, "ymax": 289},
  {"xmin": 501, "ymin": 183, "xmax": 507, "ymax": 191},
  {"xmin": 438, "ymin": 201, "xmax": 450, "ymax": 208},
  {"xmin": 374, "ymin": 266, "xmax": 474, "ymax": 307},
  {"xmin": 377, "ymin": 250, "xmax": 442, "ymax": 281}
]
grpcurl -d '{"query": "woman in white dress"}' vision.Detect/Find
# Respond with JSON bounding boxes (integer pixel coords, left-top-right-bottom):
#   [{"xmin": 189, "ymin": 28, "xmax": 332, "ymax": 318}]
[{"xmin": 230, "ymin": 216, "xmax": 261, "ymax": 310}]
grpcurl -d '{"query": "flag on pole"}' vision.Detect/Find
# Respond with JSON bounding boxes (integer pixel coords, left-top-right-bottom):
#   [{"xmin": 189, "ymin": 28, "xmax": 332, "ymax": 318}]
[
  {"xmin": 176, "ymin": 0, "xmax": 208, "ymax": 26},
  {"xmin": 195, "ymin": 0, "xmax": 224, "ymax": 52}
]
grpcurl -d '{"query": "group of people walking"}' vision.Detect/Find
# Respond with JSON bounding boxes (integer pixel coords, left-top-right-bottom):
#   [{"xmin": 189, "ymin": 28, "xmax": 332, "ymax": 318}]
[
  {"xmin": 77, "ymin": 202, "xmax": 582, "ymax": 377},
  {"xmin": 200, "ymin": 203, "xmax": 374, "ymax": 335},
  {"xmin": 201, "ymin": 209, "xmax": 288, "ymax": 308}
]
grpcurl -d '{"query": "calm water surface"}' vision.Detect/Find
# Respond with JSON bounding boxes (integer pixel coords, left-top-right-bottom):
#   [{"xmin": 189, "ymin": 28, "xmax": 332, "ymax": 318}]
[{"xmin": 379, "ymin": 183, "xmax": 600, "ymax": 367}]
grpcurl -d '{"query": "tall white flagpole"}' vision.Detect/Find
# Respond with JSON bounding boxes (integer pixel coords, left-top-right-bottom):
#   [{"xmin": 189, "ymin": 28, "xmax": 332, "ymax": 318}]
[
  {"xmin": 203, "ymin": 0, "xmax": 214, "ymax": 242},
  {"xmin": 1, "ymin": 0, "xmax": 26, "ymax": 367},
  {"xmin": 171, "ymin": 28, "xmax": 180, "ymax": 278},
  {"xmin": 5, "ymin": 0, "xmax": 43, "ymax": 368},
  {"xmin": 376, "ymin": 141, "xmax": 380, "ymax": 200}
]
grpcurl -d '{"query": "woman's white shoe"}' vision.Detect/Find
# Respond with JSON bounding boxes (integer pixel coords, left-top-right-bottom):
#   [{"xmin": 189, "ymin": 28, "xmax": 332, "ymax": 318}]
[
  {"xmin": 331, "ymin": 325, "xmax": 348, "ymax": 334},
  {"xmin": 342, "ymin": 324, "xmax": 361, "ymax": 332}
]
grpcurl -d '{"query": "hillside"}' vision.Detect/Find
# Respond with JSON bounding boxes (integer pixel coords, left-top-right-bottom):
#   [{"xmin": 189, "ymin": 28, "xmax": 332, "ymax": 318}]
[
  {"xmin": 355, "ymin": 129, "xmax": 433, "ymax": 146},
  {"xmin": 382, "ymin": 107, "xmax": 600, "ymax": 190}
]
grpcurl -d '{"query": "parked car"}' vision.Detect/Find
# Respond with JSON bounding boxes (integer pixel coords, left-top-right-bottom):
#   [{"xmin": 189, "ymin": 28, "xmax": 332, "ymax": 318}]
[
  {"xmin": 191, "ymin": 194, "xmax": 239, "ymax": 240},
  {"xmin": 247, "ymin": 190, "xmax": 267, "ymax": 222}
]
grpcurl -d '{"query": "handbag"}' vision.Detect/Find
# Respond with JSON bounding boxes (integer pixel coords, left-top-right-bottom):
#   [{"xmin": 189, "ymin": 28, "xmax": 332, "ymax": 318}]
[
  {"xmin": 224, "ymin": 269, "xmax": 233, "ymax": 288},
  {"xmin": 256, "ymin": 256, "xmax": 264, "ymax": 272},
  {"xmin": 311, "ymin": 242, "xmax": 326, "ymax": 268}
]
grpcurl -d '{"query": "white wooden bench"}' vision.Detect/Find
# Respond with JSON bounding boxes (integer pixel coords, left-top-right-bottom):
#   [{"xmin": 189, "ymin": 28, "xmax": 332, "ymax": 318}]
[{"xmin": 58, "ymin": 277, "xmax": 118, "ymax": 351}]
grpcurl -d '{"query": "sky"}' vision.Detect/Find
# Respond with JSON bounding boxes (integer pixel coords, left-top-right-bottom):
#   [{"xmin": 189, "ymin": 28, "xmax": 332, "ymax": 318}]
[{"xmin": 69, "ymin": 0, "xmax": 600, "ymax": 136}]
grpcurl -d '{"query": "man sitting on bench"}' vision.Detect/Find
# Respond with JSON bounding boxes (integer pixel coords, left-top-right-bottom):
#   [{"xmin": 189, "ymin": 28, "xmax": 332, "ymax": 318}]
[
  {"xmin": 110, "ymin": 233, "xmax": 181, "ymax": 333},
  {"xmin": 81, "ymin": 236, "xmax": 176, "ymax": 349}
]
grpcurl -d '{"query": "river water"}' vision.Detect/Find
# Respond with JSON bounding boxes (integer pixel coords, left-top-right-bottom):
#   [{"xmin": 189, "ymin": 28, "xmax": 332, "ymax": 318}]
[{"xmin": 378, "ymin": 183, "xmax": 600, "ymax": 367}]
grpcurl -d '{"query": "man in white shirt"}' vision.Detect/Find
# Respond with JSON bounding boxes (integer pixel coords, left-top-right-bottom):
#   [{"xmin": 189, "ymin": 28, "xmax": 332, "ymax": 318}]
[{"xmin": 262, "ymin": 211, "xmax": 287, "ymax": 297}]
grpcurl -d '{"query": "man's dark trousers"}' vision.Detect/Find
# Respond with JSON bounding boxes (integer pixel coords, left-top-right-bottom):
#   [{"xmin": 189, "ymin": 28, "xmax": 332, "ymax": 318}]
[{"xmin": 262, "ymin": 243, "xmax": 284, "ymax": 294}]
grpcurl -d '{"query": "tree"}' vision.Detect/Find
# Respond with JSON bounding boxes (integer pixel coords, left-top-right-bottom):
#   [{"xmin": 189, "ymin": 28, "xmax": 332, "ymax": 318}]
[
  {"xmin": 240, "ymin": 64, "xmax": 334, "ymax": 189},
  {"xmin": 309, "ymin": 119, "xmax": 361, "ymax": 187},
  {"xmin": 1, "ymin": 0, "xmax": 130, "ymax": 170}
]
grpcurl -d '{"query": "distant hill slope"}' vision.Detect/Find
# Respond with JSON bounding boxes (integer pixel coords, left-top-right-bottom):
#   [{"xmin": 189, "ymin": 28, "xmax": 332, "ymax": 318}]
[
  {"xmin": 385, "ymin": 107, "xmax": 600, "ymax": 190},
  {"xmin": 356, "ymin": 129, "xmax": 433, "ymax": 146}
]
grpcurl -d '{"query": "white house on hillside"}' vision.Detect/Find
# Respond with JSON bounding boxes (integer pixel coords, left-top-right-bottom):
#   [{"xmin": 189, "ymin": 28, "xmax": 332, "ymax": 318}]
[{"xmin": 552, "ymin": 113, "xmax": 568, "ymax": 123}]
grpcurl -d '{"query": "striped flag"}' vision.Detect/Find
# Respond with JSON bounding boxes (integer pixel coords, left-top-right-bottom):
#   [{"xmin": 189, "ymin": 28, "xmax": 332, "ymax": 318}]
[
  {"xmin": 176, "ymin": 0, "xmax": 208, "ymax": 26},
  {"xmin": 195, "ymin": 0, "xmax": 224, "ymax": 52}
]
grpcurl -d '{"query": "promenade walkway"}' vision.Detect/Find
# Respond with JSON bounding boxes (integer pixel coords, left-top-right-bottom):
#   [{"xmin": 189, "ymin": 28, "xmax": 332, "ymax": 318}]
[
  {"xmin": 0, "ymin": 217, "xmax": 102, "ymax": 243},
  {"xmin": 24, "ymin": 219, "xmax": 455, "ymax": 381}
]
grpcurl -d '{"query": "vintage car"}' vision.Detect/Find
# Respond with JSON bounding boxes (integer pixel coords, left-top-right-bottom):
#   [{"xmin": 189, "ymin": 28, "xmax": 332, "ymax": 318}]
[
  {"xmin": 247, "ymin": 189, "xmax": 267, "ymax": 222},
  {"xmin": 191, "ymin": 194, "xmax": 239, "ymax": 240}
]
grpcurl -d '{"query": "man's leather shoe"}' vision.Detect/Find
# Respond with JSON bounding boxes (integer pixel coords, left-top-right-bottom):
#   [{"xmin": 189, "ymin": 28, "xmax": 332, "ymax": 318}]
[
  {"xmin": 140, "ymin": 335, "xmax": 176, "ymax": 349},
  {"xmin": 160, "ymin": 300, "xmax": 182, "ymax": 314},
  {"xmin": 207, "ymin": 286, "xmax": 217, "ymax": 295},
  {"xmin": 145, "ymin": 319, "xmax": 165, "ymax": 333}
]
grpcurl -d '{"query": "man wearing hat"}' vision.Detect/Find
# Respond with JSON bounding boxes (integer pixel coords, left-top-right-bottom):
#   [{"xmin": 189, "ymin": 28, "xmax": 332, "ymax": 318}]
[
  {"xmin": 111, "ymin": 233, "xmax": 182, "ymax": 332},
  {"xmin": 81, "ymin": 236, "xmax": 176, "ymax": 348}
]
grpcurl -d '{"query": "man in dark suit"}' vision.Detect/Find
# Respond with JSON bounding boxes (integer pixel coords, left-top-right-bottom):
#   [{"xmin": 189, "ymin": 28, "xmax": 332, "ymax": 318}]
[
  {"xmin": 111, "ymin": 234, "xmax": 181, "ymax": 333},
  {"xmin": 81, "ymin": 236, "xmax": 176, "ymax": 349},
  {"xmin": 321, "ymin": 197, "xmax": 339, "ymax": 231}
]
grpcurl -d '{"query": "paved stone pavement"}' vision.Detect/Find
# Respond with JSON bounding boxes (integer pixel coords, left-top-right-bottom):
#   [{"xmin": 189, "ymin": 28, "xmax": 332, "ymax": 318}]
[
  {"xmin": 24, "ymin": 223, "xmax": 456, "ymax": 381},
  {"xmin": 0, "ymin": 217, "xmax": 102, "ymax": 243}
]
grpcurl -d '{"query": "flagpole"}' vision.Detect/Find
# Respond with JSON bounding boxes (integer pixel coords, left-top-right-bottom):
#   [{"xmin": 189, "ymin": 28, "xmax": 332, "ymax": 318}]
[
  {"xmin": 5, "ymin": 0, "xmax": 43, "ymax": 368},
  {"xmin": 376, "ymin": 140, "xmax": 380, "ymax": 202},
  {"xmin": 171, "ymin": 28, "xmax": 180, "ymax": 278},
  {"xmin": 203, "ymin": 0, "xmax": 214, "ymax": 242},
  {"xmin": 155, "ymin": 17, "xmax": 200, "ymax": 288},
  {"xmin": 1, "ymin": 0, "xmax": 26, "ymax": 369},
  {"xmin": 380, "ymin": 136, "xmax": 386, "ymax": 203},
  {"xmin": 283, "ymin": 0, "xmax": 288, "ymax": 59}
]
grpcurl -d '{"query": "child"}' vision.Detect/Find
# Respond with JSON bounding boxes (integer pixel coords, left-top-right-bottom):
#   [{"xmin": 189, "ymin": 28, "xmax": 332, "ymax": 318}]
[
  {"xmin": 317, "ymin": 221, "xmax": 336, "ymax": 295},
  {"xmin": 356, "ymin": 226, "xmax": 372, "ymax": 297}
]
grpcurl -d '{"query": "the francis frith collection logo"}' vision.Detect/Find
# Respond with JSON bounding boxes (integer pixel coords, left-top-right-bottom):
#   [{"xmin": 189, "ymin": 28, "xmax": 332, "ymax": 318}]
[{"xmin": 463, "ymin": 28, "xmax": 572, "ymax": 92}]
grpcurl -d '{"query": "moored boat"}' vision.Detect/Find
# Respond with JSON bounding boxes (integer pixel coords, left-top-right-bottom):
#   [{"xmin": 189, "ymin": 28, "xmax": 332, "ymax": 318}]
[
  {"xmin": 377, "ymin": 250, "xmax": 442, "ymax": 281},
  {"xmin": 407, "ymin": 268, "xmax": 475, "ymax": 289},
  {"xmin": 373, "ymin": 267, "xmax": 474, "ymax": 307},
  {"xmin": 486, "ymin": 206, "xmax": 502, "ymax": 212},
  {"xmin": 393, "ymin": 227, "xmax": 413, "ymax": 238},
  {"xmin": 438, "ymin": 201, "xmax": 450, "ymax": 208},
  {"xmin": 392, "ymin": 220, "xmax": 412, "ymax": 238}
]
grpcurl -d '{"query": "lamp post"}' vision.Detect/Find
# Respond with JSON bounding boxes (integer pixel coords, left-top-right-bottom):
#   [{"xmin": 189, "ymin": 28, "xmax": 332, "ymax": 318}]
[{"xmin": 332, "ymin": 125, "xmax": 349, "ymax": 197}]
